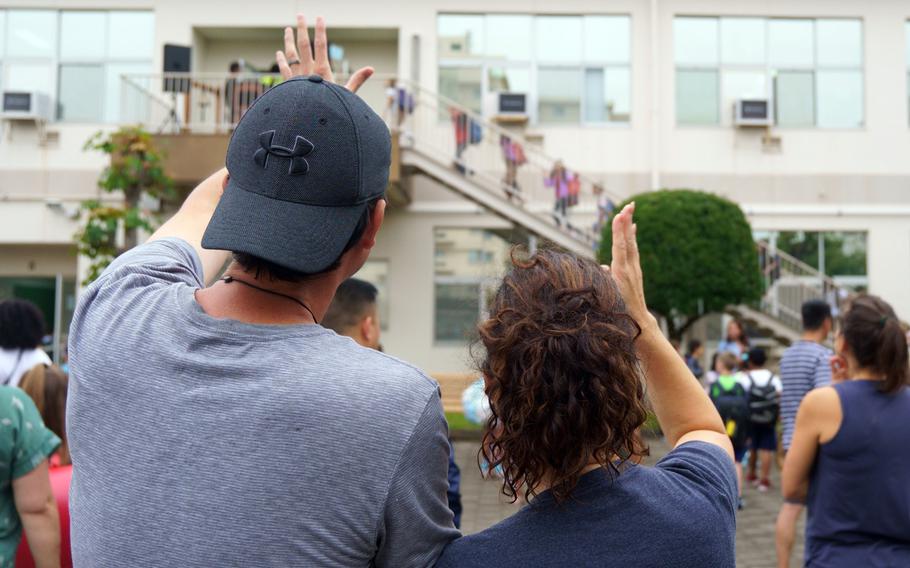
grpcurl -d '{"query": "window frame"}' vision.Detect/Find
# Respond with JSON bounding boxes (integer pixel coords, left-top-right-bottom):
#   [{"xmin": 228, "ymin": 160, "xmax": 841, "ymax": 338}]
[
  {"xmin": 673, "ymin": 15, "xmax": 865, "ymax": 129},
  {"xmin": 437, "ymin": 12, "xmax": 632, "ymax": 127},
  {"xmin": 0, "ymin": 8, "xmax": 154, "ymax": 124},
  {"xmin": 432, "ymin": 227, "xmax": 510, "ymax": 344}
]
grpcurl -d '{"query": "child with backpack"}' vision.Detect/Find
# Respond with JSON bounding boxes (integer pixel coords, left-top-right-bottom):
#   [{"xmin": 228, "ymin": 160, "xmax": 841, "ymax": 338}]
[
  {"xmin": 741, "ymin": 347, "xmax": 782, "ymax": 492},
  {"xmin": 709, "ymin": 351, "xmax": 751, "ymax": 509}
]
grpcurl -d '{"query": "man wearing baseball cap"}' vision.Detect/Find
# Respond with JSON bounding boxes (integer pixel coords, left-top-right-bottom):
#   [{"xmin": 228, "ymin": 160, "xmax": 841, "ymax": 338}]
[{"xmin": 67, "ymin": 15, "xmax": 458, "ymax": 567}]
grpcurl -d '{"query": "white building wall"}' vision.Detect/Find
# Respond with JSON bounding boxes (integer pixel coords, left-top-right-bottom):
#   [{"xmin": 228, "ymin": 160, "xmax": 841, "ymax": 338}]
[{"xmin": 1, "ymin": 0, "xmax": 909, "ymax": 372}]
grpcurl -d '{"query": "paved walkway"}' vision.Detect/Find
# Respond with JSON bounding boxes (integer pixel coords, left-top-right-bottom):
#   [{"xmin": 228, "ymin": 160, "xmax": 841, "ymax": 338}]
[{"xmin": 454, "ymin": 438, "xmax": 805, "ymax": 568}]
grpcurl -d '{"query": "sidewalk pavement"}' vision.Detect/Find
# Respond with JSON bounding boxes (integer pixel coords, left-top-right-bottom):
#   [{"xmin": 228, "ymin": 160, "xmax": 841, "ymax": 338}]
[{"xmin": 454, "ymin": 438, "xmax": 805, "ymax": 568}]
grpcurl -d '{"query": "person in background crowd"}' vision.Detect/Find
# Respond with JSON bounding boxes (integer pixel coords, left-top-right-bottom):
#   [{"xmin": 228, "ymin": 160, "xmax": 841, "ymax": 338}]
[
  {"xmin": 775, "ymin": 299, "xmax": 833, "ymax": 568},
  {"xmin": 321, "ymin": 278, "xmax": 382, "ymax": 351},
  {"xmin": 567, "ymin": 171, "xmax": 581, "ymax": 208},
  {"xmin": 451, "ymin": 106, "xmax": 482, "ymax": 173},
  {"xmin": 708, "ymin": 352, "xmax": 751, "ymax": 510},
  {"xmin": 717, "ymin": 319, "xmax": 750, "ymax": 358},
  {"xmin": 18, "ymin": 365, "xmax": 69, "ymax": 467},
  {"xmin": 0, "ymin": 300, "xmax": 51, "ymax": 389},
  {"xmin": 67, "ymin": 15, "xmax": 458, "ymax": 567},
  {"xmin": 258, "ymin": 63, "xmax": 282, "ymax": 90},
  {"xmin": 322, "ymin": 278, "xmax": 464, "ymax": 529},
  {"xmin": 16, "ymin": 364, "xmax": 72, "ymax": 568},
  {"xmin": 384, "ymin": 78, "xmax": 401, "ymax": 128},
  {"xmin": 0, "ymin": 385, "xmax": 60, "ymax": 568},
  {"xmin": 225, "ymin": 61, "xmax": 242, "ymax": 124},
  {"xmin": 705, "ymin": 351, "xmax": 722, "ymax": 385},
  {"xmin": 741, "ymin": 348, "xmax": 781, "ymax": 492},
  {"xmin": 498, "ymin": 135, "xmax": 525, "ymax": 201},
  {"xmin": 783, "ymin": 295, "xmax": 910, "ymax": 567},
  {"xmin": 592, "ymin": 184, "xmax": 614, "ymax": 235},
  {"xmin": 545, "ymin": 161, "xmax": 570, "ymax": 226},
  {"xmin": 686, "ymin": 340, "xmax": 705, "ymax": 380},
  {"xmin": 437, "ymin": 205, "xmax": 736, "ymax": 567}
]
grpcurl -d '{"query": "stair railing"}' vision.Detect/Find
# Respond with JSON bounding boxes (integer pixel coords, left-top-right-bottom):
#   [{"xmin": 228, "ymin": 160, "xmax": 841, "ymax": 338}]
[{"xmin": 756, "ymin": 240, "xmax": 851, "ymax": 332}]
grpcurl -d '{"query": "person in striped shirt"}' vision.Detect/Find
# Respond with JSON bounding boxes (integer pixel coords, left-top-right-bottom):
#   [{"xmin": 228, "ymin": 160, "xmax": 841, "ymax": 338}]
[{"xmin": 775, "ymin": 299, "xmax": 833, "ymax": 568}]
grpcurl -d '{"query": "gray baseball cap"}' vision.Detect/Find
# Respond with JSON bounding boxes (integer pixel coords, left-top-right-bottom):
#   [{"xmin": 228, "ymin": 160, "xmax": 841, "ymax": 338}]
[{"xmin": 201, "ymin": 75, "xmax": 390, "ymax": 274}]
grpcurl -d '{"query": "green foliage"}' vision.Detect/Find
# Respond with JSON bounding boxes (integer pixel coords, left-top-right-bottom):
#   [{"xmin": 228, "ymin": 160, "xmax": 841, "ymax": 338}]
[
  {"xmin": 76, "ymin": 127, "xmax": 174, "ymax": 285},
  {"xmin": 598, "ymin": 189, "xmax": 762, "ymax": 338}
]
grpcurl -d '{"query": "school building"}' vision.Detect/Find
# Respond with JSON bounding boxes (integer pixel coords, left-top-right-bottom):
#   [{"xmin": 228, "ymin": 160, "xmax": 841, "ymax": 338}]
[{"xmin": 1, "ymin": 0, "xmax": 909, "ymax": 373}]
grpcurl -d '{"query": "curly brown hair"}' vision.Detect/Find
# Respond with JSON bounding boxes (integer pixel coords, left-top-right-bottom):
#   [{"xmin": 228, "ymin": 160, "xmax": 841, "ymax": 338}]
[{"xmin": 477, "ymin": 249, "xmax": 649, "ymax": 503}]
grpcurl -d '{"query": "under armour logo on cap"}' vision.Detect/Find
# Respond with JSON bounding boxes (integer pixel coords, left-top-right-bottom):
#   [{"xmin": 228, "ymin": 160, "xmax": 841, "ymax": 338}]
[{"xmin": 253, "ymin": 130, "xmax": 315, "ymax": 175}]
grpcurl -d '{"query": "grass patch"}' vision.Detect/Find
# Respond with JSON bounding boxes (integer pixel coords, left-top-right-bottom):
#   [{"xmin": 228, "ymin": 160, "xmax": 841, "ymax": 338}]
[{"xmin": 446, "ymin": 411, "xmax": 482, "ymax": 431}]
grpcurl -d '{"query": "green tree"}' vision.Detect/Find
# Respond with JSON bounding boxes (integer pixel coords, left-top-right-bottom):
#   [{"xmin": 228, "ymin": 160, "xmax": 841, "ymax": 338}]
[
  {"xmin": 598, "ymin": 190, "xmax": 762, "ymax": 339},
  {"xmin": 77, "ymin": 127, "xmax": 174, "ymax": 285}
]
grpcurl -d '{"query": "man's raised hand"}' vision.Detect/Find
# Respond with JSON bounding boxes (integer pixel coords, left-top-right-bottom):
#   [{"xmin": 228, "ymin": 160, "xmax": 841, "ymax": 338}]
[{"xmin": 275, "ymin": 14, "xmax": 374, "ymax": 93}]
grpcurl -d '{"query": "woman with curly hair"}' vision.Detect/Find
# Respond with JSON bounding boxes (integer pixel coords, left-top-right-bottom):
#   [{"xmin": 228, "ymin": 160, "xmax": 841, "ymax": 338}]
[{"xmin": 437, "ymin": 204, "xmax": 736, "ymax": 567}]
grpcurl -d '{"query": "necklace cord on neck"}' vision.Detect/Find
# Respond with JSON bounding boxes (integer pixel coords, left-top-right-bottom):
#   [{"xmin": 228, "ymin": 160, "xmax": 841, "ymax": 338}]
[{"xmin": 221, "ymin": 275, "xmax": 319, "ymax": 324}]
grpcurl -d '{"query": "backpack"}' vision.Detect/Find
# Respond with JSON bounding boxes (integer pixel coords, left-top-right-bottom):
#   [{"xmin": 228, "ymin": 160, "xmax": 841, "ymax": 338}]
[
  {"xmin": 709, "ymin": 379, "xmax": 750, "ymax": 444},
  {"xmin": 747, "ymin": 372, "xmax": 780, "ymax": 425}
]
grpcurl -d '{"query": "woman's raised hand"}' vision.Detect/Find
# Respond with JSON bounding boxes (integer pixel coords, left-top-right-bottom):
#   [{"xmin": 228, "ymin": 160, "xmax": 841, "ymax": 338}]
[
  {"xmin": 606, "ymin": 203, "xmax": 653, "ymax": 328},
  {"xmin": 275, "ymin": 14, "xmax": 374, "ymax": 93}
]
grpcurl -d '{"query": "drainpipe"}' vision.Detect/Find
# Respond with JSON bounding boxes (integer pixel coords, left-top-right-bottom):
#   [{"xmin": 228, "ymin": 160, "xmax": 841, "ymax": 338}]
[{"xmin": 649, "ymin": 0, "xmax": 661, "ymax": 190}]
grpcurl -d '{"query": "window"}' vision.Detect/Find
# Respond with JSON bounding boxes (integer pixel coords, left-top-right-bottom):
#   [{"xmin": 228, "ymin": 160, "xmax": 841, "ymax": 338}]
[
  {"xmin": 676, "ymin": 69, "xmax": 718, "ymax": 124},
  {"xmin": 0, "ymin": 9, "xmax": 154, "ymax": 123},
  {"xmin": 438, "ymin": 66, "xmax": 482, "ymax": 114},
  {"xmin": 7, "ymin": 11, "xmax": 57, "ymax": 58},
  {"xmin": 486, "ymin": 15, "xmax": 531, "ymax": 61},
  {"xmin": 536, "ymin": 17, "xmax": 583, "ymax": 63},
  {"xmin": 487, "ymin": 67, "xmax": 530, "ymax": 94},
  {"xmin": 438, "ymin": 13, "xmax": 631, "ymax": 124},
  {"xmin": 674, "ymin": 16, "xmax": 864, "ymax": 127},
  {"xmin": 434, "ymin": 228, "xmax": 509, "ymax": 342},
  {"xmin": 434, "ymin": 283, "xmax": 481, "ymax": 342},
  {"xmin": 775, "ymin": 71, "xmax": 814, "ymax": 126},
  {"xmin": 773, "ymin": 231, "xmax": 868, "ymax": 279},
  {"xmin": 720, "ymin": 18, "xmax": 764, "ymax": 65},
  {"xmin": 438, "ymin": 14, "xmax": 485, "ymax": 58},
  {"xmin": 60, "ymin": 12, "xmax": 107, "ymax": 59},
  {"xmin": 58, "ymin": 64, "xmax": 105, "ymax": 122},
  {"xmin": 538, "ymin": 68, "xmax": 581, "ymax": 123}
]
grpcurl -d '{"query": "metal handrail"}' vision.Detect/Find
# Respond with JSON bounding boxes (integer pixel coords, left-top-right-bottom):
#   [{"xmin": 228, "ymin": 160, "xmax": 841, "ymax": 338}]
[
  {"xmin": 755, "ymin": 239, "xmax": 851, "ymax": 333},
  {"xmin": 394, "ymin": 77, "xmax": 623, "ymax": 204}
]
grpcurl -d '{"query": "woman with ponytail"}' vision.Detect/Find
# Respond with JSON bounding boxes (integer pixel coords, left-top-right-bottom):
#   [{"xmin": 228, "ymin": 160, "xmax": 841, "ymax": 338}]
[{"xmin": 783, "ymin": 295, "xmax": 910, "ymax": 567}]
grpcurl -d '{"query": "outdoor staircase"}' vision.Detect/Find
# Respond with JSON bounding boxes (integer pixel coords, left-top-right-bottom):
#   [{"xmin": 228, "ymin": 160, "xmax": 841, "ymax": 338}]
[
  {"xmin": 394, "ymin": 79, "xmax": 612, "ymax": 258},
  {"xmin": 732, "ymin": 241, "xmax": 849, "ymax": 347}
]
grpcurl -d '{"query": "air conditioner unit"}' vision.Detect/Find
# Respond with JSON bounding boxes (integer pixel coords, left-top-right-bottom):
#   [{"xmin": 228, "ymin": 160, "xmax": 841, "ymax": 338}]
[
  {"xmin": 1, "ymin": 91, "xmax": 53, "ymax": 122},
  {"xmin": 734, "ymin": 98, "xmax": 773, "ymax": 127},
  {"xmin": 483, "ymin": 92, "xmax": 528, "ymax": 122}
]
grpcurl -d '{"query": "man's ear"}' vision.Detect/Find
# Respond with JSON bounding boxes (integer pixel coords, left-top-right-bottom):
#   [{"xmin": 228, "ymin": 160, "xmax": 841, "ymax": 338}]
[
  {"xmin": 359, "ymin": 200, "xmax": 386, "ymax": 250},
  {"xmin": 222, "ymin": 172, "xmax": 230, "ymax": 190},
  {"xmin": 360, "ymin": 316, "xmax": 375, "ymax": 344}
]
